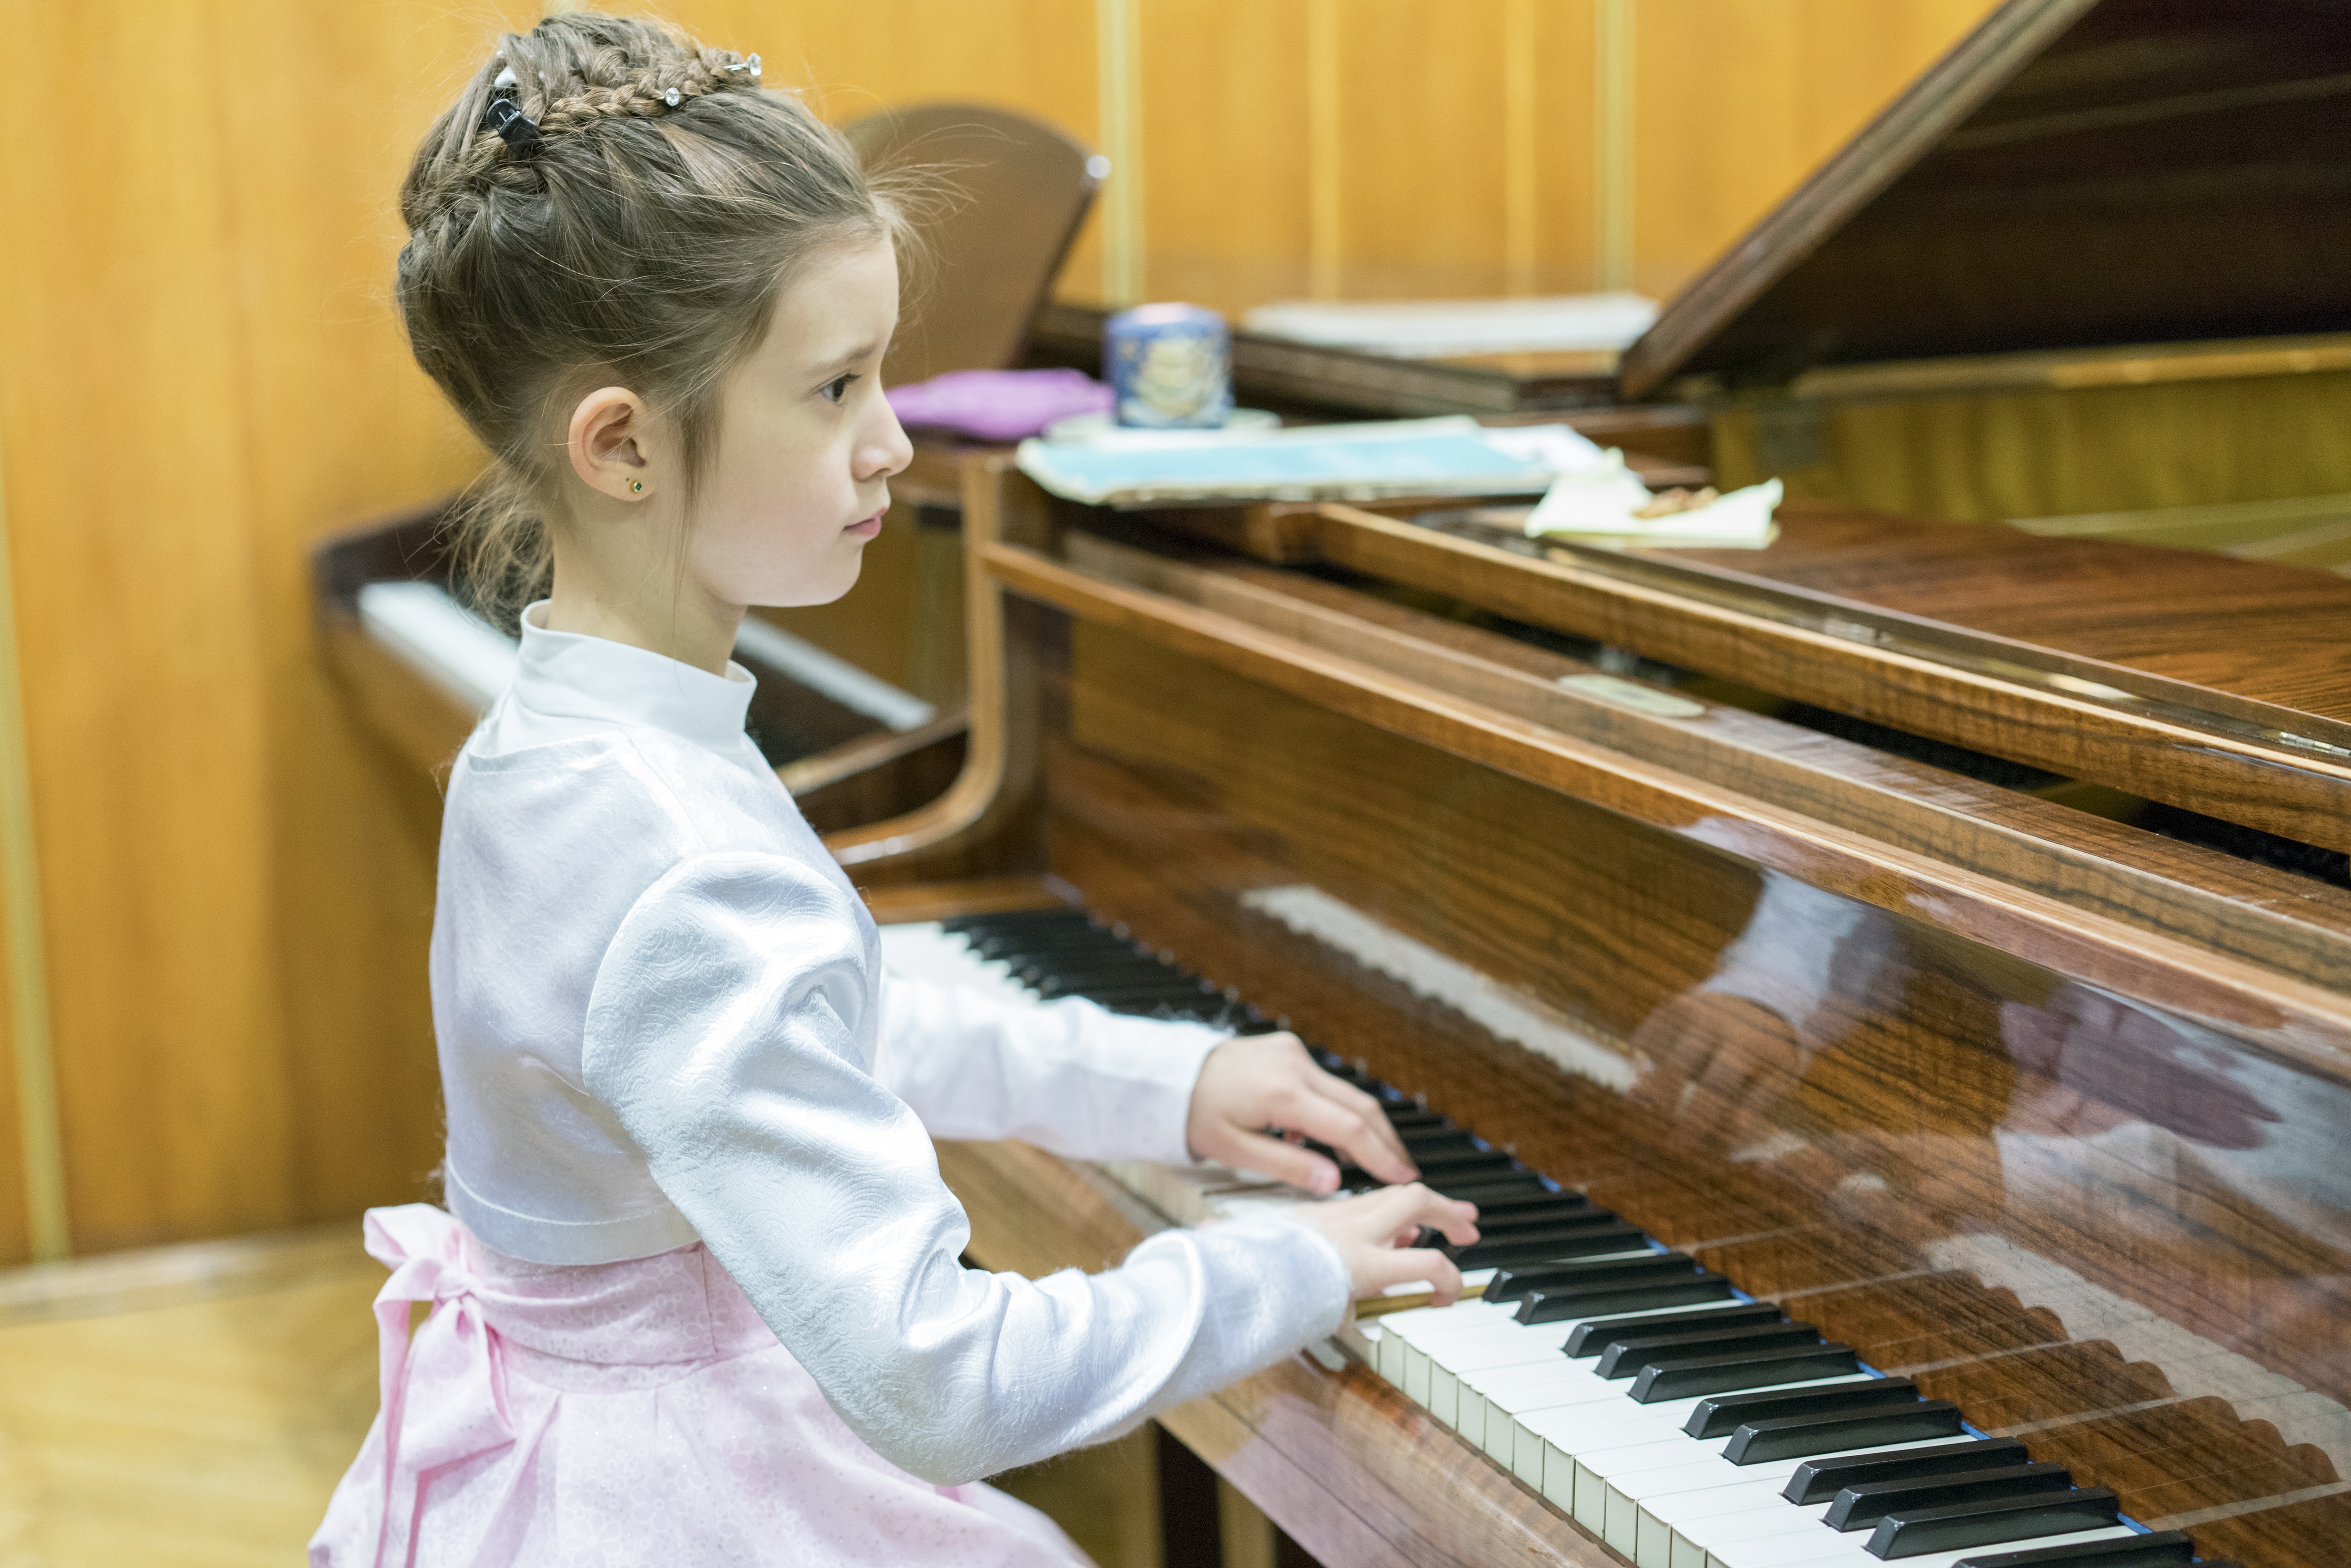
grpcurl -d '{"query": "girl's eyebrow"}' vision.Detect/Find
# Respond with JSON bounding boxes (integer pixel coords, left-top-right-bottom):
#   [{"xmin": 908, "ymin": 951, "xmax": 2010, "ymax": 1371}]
[{"xmin": 812, "ymin": 340, "xmax": 883, "ymax": 374}]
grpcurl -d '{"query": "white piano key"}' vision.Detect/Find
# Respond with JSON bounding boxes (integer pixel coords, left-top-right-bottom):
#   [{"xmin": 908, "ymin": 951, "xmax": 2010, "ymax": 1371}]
[
  {"xmin": 1480, "ymin": 1361, "xmax": 1682, "ymax": 1470},
  {"xmin": 1519, "ymin": 1371, "xmax": 1874, "ymax": 1472},
  {"xmin": 1633, "ymin": 1435, "xmax": 1954, "ymax": 1507},
  {"xmin": 1672, "ymin": 1494, "xmax": 1844, "ymax": 1561},
  {"xmin": 1448, "ymin": 1325, "xmax": 1590, "ymax": 1440},
  {"xmin": 1522, "ymin": 1374, "xmax": 1878, "ymax": 1557},
  {"xmin": 1425, "ymin": 1320, "xmax": 1579, "ymax": 1428},
  {"xmin": 1391, "ymin": 1309, "xmax": 1522, "ymax": 1403},
  {"xmin": 1709, "ymin": 1521, "xmax": 2138, "ymax": 1568},
  {"xmin": 1631, "ymin": 1438, "xmax": 1964, "ymax": 1566}
]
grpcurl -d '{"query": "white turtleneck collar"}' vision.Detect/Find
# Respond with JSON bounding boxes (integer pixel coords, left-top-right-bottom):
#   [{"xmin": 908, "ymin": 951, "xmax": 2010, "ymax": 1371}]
[{"xmin": 479, "ymin": 602, "xmax": 771, "ymax": 781}]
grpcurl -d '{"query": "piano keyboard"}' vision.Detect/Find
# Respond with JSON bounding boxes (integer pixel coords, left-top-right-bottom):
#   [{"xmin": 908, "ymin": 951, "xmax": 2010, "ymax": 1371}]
[{"xmin": 877, "ymin": 906, "xmax": 2234, "ymax": 1568}]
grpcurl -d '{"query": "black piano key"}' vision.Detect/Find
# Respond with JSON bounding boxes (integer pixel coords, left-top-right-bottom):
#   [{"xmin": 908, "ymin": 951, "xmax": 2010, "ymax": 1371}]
[
  {"xmin": 1519, "ymin": 1269, "xmax": 1734, "ymax": 1323},
  {"xmin": 1723, "ymin": 1400, "xmax": 1967, "ymax": 1464},
  {"xmin": 1686, "ymin": 1377, "xmax": 1923, "ymax": 1441},
  {"xmin": 1008, "ymin": 957, "xmax": 1173, "ymax": 985},
  {"xmin": 1487, "ymin": 1251, "xmax": 1694, "ymax": 1303},
  {"xmin": 1425, "ymin": 1175, "xmax": 1562, "ymax": 1204},
  {"xmin": 1595, "ymin": 1319, "xmax": 1821, "ymax": 1378},
  {"xmin": 1949, "ymin": 1534, "xmax": 2195, "ymax": 1568},
  {"xmin": 1566, "ymin": 1301, "xmax": 1788, "ymax": 1358},
  {"xmin": 970, "ymin": 930, "xmax": 1139, "ymax": 958},
  {"xmin": 1825, "ymin": 1462, "xmax": 2077, "ymax": 1531},
  {"xmin": 1402, "ymin": 1148, "xmax": 1524, "ymax": 1178},
  {"xmin": 1413, "ymin": 1203, "xmax": 1609, "ymax": 1251},
  {"xmin": 1033, "ymin": 977, "xmax": 1217, "ymax": 1002},
  {"xmin": 1864, "ymin": 1487, "xmax": 2120, "ymax": 1560},
  {"xmin": 1632, "ymin": 1340, "xmax": 1859, "ymax": 1401},
  {"xmin": 942, "ymin": 908, "xmax": 1094, "ymax": 933},
  {"xmin": 1381, "ymin": 1109, "xmax": 1451, "ymax": 1131},
  {"xmin": 1445, "ymin": 1190, "xmax": 1589, "ymax": 1221},
  {"xmin": 1453, "ymin": 1204, "xmax": 1615, "ymax": 1238},
  {"xmin": 1455, "ymin": 1222, "xmax": 1653, "ymax": 1269},
  {"xmin": 1016, "ymin": 957, "xmax": 1196, "ymax": 984},
  {"xmin": 1785, "ymin": 1438, "xmax": 2032, "ymax": 1505},
  {"xmin": 1395, "ymin": 1127, "xmax": 1481, "ymax": 1154}
]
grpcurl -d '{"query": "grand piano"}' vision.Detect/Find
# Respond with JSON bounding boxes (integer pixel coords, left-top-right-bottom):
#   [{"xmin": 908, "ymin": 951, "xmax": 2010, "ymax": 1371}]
[{"xmin": 316, "ymin": 2, "xmax": 2349, "ymax": 1563}]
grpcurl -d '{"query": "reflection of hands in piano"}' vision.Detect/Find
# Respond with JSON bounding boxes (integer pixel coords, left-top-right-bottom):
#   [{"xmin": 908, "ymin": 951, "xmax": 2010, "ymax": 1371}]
[
  {"xmin": 1998, "ymin": 995, "xmax": 2281, "ymax": 1149},
  {"xmin": 1280, "ymin": 1183, "xmax": 1482, "ymax": 1307},
  {"xmin": 1623, "ymin": 993, "xmax": 1810, "ymax": 1151},
  {"xmin": 1185, "ymin": 1031, "xmax": 1420, "ymax": 1192}
]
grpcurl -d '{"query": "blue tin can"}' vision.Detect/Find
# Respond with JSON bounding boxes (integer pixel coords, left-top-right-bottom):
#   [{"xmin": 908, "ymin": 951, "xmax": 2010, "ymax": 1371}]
[{"xmin": 1105, "ymin": 302, "xmax": 1233, "ymax": 428}]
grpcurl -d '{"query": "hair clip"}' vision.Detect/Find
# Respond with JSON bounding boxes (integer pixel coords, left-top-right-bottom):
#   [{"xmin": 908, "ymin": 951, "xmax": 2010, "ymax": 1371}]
[
  {"xmin": 663, "ymin": 87, "xmax": 682, "ymax": 107},
  {"xmin": 484, "ymin": 97, "xmax": 541, "ymax": 152}
]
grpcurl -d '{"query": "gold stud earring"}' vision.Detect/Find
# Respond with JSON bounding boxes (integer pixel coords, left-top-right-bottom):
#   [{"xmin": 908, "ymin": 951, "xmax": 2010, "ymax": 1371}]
[{"xmin": 631, "ymin": 480, "xmax": 644, "ymax": 493}]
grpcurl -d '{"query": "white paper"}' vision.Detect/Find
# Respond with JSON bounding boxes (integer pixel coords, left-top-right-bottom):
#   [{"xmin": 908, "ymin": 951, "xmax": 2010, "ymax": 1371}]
[{"xmin": 1241, "ymin": 293, "xmax": 1658, "ymax": 359}]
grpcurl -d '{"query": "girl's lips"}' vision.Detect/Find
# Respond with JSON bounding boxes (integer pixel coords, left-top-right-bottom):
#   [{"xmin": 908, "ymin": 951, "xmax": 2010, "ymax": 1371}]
[{"xmin": 845, "ymin": 509, "xmax": 885, "ymax": 539}]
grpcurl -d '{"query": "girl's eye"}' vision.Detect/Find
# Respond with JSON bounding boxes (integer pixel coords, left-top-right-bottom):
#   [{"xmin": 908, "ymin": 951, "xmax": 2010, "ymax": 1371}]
[{"xmin": 821, "ymin": 372, "xmax": 858, "ymax": 405}]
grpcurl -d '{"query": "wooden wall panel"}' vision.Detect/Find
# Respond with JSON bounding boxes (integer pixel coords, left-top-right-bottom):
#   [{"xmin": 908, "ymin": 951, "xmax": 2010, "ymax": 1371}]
[
  {"xmin": 743, "ymin": 0, "xmax": 1107, "ymax": 325},
  {"xmin": 1, "ymin": 0, "xmax": 289, "ymax": 1252},
  {"xmin": 0, "ymin": 893, "xmax": 24, "ymax": 1264},
  {"xmin": 1332, "ymin": 0, "xmax": 1513, "ymax": 300},
  {"xmin": 1139, "ymin": 0, "xmax": 1314, "ymax": 312},
  {"xmin": 1631, "ymin": 0, "xmax": 2002, "ymax": 298}
]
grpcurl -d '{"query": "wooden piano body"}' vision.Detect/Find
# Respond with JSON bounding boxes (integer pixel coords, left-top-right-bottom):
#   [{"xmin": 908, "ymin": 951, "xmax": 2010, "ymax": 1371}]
[{"xmin": 313, "ymin": 1, "xmax": 2350, "ymax": 1560}]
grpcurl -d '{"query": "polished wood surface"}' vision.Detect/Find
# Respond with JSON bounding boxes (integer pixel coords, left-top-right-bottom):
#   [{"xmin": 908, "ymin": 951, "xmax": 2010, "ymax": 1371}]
[
  {"xmin": 1036, "ymin": 668, "xmax": 2350, "ymax": 1568},
  {"xmin": 1661, "ymin": 508, "xmax": 2351, "ymax": 723},
  {"xmin": 1139, "ymin": 495, "xmax": 2351, "ymax": 853},
  {"xmin": 1623, "ymin": 0, "xmax": 2351, "ymax": 398},
  {"xmin": 837, "ymin": 457, "xmax": 2351, "ymax": 1568}
]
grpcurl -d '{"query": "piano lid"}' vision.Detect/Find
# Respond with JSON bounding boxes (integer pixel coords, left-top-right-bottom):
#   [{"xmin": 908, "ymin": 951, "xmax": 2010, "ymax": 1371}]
[{"xmin": 1618, "ymin": 0, "xmax": 2351, "ymax": 400}]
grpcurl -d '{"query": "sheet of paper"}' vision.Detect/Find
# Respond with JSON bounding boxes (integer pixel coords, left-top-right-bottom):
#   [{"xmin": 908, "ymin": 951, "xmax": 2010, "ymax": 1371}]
[{"xmin": 1241, "ymin": 292, "xmax": 1658, "ymax": 359}]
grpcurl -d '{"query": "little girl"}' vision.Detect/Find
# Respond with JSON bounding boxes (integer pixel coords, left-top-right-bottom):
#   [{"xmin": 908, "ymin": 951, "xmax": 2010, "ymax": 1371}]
[{"xmin": 313, "ymin": 16, "xmax": 1475, "ymax": 1565}]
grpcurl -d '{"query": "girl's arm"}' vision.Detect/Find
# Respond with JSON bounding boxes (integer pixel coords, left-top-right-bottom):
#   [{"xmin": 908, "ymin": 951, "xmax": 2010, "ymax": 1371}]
[
  {"xmin": 876, "ymin": 973, "xmax": 1421, "ymax": 1188},
  {"xmin": 871, "ymin": 971, "xmax": 1218, "ymax": 1162},
  {"xmin": 580, "ymin": 851, "xmax": 1360, "ymax": 1486}
]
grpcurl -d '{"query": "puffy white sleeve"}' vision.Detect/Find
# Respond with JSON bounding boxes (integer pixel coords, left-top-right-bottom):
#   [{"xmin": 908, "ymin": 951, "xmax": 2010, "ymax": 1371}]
[
  {"xmin": 580, "ymin": 851, "xmax": 1351, "ymax": 1486},
  {"xmin": 872, "ymin": 971, "xmax": 1223, "ymax": 1164}
]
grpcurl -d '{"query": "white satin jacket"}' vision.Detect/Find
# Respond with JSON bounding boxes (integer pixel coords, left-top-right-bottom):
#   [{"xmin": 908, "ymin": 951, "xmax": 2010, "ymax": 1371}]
[{"xmin": 428, "ymin": 607, "xmax": 1349, "ymax": 1484}]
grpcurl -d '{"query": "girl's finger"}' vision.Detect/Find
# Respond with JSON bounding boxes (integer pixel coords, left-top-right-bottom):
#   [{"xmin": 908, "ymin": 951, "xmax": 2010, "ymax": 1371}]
[
  {"xmin": 1361, "ymin": 1247, "xmax": 1467, "ymax": 1307},
  {"xmin": 1362, "ymin": 1182, "xmax": 1479, "ymax": 1246},
  {"xmin": 1276, "ymin": 1088, "xmax": 1416, "ymax": 1186},
  {"xmin": 1305, "ymin": 1073, "xmax": 1417, "ymax": 1179},
  {"xmin": 1222, "ymin": 1128, "xmax": 1341, "ymax": 1192}
]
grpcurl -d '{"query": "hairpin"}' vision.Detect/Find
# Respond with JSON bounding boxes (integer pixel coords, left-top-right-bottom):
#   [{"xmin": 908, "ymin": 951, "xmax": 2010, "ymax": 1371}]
[
  {"xmin": 725, "ymin": 53, "xmax": 762, "ymax": 80},
  {"xmin": 663, "ymin": 87, "xmax": 682, "ymax": 107},
  {"xmin": 484, "ymin": 97, "xmax": 541, "ymax": 152}
]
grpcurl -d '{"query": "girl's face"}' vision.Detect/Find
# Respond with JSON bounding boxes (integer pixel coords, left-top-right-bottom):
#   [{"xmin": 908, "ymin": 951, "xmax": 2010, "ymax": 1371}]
[{"xmin": 689, "ymin": 236, "xmax": 913, "ymax": 609}]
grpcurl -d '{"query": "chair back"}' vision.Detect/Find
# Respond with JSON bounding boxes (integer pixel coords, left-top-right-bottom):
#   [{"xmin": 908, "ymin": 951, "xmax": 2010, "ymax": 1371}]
[{"xmin": 842, "ymin": 102, "xmax": 1101, "ymax": 388}]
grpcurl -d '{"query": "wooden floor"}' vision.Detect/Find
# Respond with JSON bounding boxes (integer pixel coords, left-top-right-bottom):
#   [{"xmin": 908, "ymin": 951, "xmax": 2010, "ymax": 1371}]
[
  {"xmin": 0, "ymin": 1223, "xmax": 1181, "ymax": 1568},
  {"xmin": 0, "ymin": 1226, "xmax": 382, "ymax": 1567}
]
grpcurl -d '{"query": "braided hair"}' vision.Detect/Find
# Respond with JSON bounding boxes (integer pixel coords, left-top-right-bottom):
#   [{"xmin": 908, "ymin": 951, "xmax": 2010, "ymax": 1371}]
[{"xmin": 397, "ymin": 15, "xmax": 907, "ymax": 630}]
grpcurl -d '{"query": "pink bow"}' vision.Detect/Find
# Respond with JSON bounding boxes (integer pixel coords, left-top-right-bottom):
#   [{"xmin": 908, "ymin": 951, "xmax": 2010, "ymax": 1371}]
[{"xmin": 364, "ymin": 1205, "xmax": 518, "ymax": 1568}]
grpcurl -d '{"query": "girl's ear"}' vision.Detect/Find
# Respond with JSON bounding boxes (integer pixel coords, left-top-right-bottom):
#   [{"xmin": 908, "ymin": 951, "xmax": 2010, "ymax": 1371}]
[{"xmin": 567, "ymin": 387, "xmax": 656, "ymax": 501}]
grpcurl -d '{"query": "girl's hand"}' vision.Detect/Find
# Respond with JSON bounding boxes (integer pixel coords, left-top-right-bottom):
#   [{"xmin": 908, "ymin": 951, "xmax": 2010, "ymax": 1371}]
[
  {"xmin": 1284, "ymin": 1183, "xmax": 1481, "ymax": 1306},
  {"xmin": 1184, "ymin": 1032, "xmax": 1419, "ymax": 1193}
]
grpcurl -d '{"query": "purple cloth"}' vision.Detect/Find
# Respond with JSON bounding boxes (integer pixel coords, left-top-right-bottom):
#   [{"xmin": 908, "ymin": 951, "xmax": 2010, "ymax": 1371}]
[{"xmin": 886, "ymin": 368, "xmax": 1112, "ymax": 442}]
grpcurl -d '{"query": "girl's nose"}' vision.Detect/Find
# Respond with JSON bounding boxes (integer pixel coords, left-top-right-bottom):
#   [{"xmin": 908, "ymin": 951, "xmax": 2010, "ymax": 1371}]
[{"xmin": 858, "ymin": 396, "xmax": 914, "ymax": 482}]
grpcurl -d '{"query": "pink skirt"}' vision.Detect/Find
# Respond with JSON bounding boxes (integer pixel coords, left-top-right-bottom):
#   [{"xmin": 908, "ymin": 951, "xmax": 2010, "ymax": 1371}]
[{"xmin": 310, "ymin": 1205, "xmax": 1092, "ymax": 1568}]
